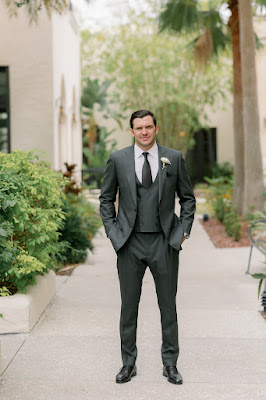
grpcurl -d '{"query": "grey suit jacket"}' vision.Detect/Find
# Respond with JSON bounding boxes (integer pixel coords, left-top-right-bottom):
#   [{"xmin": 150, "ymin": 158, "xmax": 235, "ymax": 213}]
[{"xmin": 99, "ymin": 144, "xmax": 196, "ymax": 253}]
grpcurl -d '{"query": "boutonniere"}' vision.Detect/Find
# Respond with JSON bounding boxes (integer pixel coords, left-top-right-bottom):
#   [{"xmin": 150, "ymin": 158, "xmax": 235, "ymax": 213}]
[{"xmin": 161, "ymin": 157, "xmax": 171, "ymax": 170}]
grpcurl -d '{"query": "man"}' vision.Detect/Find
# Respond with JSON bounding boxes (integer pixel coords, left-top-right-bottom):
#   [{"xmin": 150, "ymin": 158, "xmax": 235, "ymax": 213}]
[{"xmin": 99, "ymin": 110, "xmax": 196, "ymax": 385}]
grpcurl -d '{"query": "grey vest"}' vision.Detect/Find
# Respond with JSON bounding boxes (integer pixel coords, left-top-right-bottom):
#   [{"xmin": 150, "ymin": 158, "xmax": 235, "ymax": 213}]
[{"xmin": 133, "ymin": 174, "xmax": 162, "ymax": 233}]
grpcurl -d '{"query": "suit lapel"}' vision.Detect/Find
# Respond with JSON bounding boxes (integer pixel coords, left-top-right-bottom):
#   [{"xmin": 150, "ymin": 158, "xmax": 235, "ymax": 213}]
[
  {"xmin": 158, "ymin": 144, "xmax": 167, "ymax": 203},
  {"xmin": 123, "ymin": 145, "xmax": 137, "ymax": 206},
  {"xmin": 123, "ymin": 144, "xmax": 168, "ymax": 205}
]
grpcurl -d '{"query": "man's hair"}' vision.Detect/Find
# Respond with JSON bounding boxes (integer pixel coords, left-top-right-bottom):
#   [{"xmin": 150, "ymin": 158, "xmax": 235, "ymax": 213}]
[{"xmin": 130, "ymin": 110, "xmax": 157, "ymax": 129}]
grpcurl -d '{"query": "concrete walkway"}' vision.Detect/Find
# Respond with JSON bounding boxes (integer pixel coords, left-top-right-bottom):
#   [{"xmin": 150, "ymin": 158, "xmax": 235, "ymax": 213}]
[{"xmin": 0, "ymin": 215, "xmax": 266, "ymax": 400}]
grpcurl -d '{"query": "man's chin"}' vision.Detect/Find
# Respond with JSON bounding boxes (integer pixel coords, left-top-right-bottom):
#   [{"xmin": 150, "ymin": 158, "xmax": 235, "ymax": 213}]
[{"xmin": 140, "ymin": 141, "xmax": 153, "ymax": 148}]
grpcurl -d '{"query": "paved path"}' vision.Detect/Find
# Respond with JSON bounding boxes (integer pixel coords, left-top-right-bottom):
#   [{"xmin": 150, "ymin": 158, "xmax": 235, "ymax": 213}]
[{"xmin": 0, "ymin": 215, "xmax": 266, "ymax": 400}]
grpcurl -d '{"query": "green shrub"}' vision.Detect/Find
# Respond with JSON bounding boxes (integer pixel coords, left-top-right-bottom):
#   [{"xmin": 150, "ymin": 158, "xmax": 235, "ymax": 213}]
[
  {"xmin": 205, "ymin": 175, "xmax": 242, "ymax": 241},
  {"xmin": 56, "ymin": 192, "xmax": 102, "ymax": 265},
  {"xmin": 223, "ymin": 207, "xmax": 241, "ymax": 241},
  {"xmin": 210, "ymin": 162, "xmax": 234, "ymax": 180},
  {"xmin": 0, "ymin": 150, "xmax": 66, "ymax": 295},
  {"xmin": 204, "ymin": 176, "xmax": 233, "ymax": 222}
]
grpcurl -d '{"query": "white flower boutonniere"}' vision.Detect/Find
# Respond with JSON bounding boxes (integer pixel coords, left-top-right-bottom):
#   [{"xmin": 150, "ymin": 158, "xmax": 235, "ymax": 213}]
[{"xmin": 161, "ymin": 157, "xmax": 171, "ymax": 170}]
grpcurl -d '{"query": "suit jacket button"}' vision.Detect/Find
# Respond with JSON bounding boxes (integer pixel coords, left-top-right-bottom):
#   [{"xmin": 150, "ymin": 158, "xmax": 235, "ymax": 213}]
[{"xmin": 140, "ymin": 223, "xmax": 143, "ymax": 226}]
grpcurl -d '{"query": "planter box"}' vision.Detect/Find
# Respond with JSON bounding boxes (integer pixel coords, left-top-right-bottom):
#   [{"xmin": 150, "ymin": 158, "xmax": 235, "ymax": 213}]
[{"xmin": 0, "ymin": 270, "xmax": 56, "ymax": 334}]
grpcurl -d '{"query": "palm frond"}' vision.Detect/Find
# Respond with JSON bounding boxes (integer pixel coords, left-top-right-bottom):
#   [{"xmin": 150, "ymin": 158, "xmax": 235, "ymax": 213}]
[{"xmin": 159, "ymin": 0, "xmax": 202, "ymax": 33}]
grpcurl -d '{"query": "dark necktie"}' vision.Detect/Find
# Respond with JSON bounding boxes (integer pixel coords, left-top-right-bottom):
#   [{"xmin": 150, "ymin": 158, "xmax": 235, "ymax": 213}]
[{"xmin": 142, "ymin": 152, "xmax": 152, "ymax": 189}]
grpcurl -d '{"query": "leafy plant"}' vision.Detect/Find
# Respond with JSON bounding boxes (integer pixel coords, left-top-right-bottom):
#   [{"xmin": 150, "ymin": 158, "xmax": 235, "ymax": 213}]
[
  {"xmin": 205, "ymin": 175, "xmax": 242, "ymax": 241},
  {"xmin": 210, "ymin": 162, "xmax": 234, "ymax": 180},
  {"xmin": 82, "ymin": 125, "xmax": 117, "ymax": 188},
  {"xmin": 251, "ymin": 273, "xmax": 266, "ymax": 299},
  {"xmin": 81, "ymin": 78, "xmax": 110, "ymax": 114},
  {"xmin": 0, "ymin": 150, "xmax": 66, "ymax": 295},
  {"xmin": 61, "ymin": 163, "xmax": 82, "ymax": 195},
  {"xmin": 223, "ymin": 207, "xmax": 241, "ymax": 241},
  {"xmin": 0, "ymin": 286, "xmax": 12, "ymax": 296},
  {"xmin": 57, "ymin": 193, "xmax": 102, "ymax": 265},
  {"xmin": 5, "ymin": 0, "xmax": 69, "ymax": 23},
  {"xmin": 204, "ymin": 176, "xmax": 233, "ymax": 221},
  {"xmin": 80, "ymin": 77, "xmax": 118, "ymax": 185}
]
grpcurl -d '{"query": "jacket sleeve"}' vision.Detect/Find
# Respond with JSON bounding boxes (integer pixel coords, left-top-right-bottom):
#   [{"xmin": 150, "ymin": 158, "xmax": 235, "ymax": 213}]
[
  {"xmin": 176, "ymin": 154, "xmax": 196, "ymax": 234},
  {"xmin": 99, "ymin": 153, "xmax": 118, "ymax": 237}
]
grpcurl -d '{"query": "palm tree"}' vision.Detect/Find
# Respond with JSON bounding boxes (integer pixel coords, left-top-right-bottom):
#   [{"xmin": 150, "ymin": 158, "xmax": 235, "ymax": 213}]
[
  {"xmin": 239, "ymin": 0, "xmax": 264, "ymax": 214},
  {"xmin": 4, "ymin": 0, "xmax": 90, "ymax": 22},
  {"xmin": 159, "ymin": 0, "xmax": 265, "ymax": 215}
]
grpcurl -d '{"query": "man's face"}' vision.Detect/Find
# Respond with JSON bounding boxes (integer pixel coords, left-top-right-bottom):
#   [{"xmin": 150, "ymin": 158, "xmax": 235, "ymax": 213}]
[{"xmin": 130, "ymin": 115, "xmax": 158, "ymax": 150}]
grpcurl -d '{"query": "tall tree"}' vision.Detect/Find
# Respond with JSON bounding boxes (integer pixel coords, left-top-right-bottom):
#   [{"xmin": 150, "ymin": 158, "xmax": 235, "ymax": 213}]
[
  {"xmin": 4, "ymin": 0, "xmax": 89, "ymax": 22},
  {"xmin": 159, "ymin": 0, "xmax": 265, "ymax": 214},
  {"xmin": 227, "ymin": 0, "xmax": 245, "ymax": 212},
  {"xmin": 239, "ymin": 0, "xmax": 264, "ymax": 214}
]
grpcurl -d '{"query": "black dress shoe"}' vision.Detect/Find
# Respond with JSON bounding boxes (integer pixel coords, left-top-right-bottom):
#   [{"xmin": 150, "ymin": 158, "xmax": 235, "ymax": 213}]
[
  {"xmin": 116, "ymin": 365, "xmax": 137, "ymax": 384},
  {"xmin": 163, "ymin": 366, "xmax": 183, "ymax": 385}
]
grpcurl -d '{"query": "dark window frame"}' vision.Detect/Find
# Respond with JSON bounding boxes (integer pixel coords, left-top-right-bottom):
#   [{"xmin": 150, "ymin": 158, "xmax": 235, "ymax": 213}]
[{"xmin": 0, "ymin": 66, "xmax": 11, "ymax": 153}]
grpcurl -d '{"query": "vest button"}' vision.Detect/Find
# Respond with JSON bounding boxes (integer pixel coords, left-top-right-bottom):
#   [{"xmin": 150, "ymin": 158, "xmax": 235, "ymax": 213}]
[{"xmin": 140, "ymin": 223, "xmax": 143, "ymax": 226}]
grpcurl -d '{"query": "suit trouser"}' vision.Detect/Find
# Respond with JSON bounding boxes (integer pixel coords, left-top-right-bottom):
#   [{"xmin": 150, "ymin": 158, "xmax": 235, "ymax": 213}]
[{"xmin": 116, "ymin": 231, "xmax": 180, "ymax": 367}]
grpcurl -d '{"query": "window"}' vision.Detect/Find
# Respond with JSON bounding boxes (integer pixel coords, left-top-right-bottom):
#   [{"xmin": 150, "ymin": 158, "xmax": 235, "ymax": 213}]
[
  {"xmin": 0, "ymin": 67, "xmax": 10, "ymax": 153},
  {"xmin": 186, "ymin": 128, "xmax": 217, "ymax": 185}
]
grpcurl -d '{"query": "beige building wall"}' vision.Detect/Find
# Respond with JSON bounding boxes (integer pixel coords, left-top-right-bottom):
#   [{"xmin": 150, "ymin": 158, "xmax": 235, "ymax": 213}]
[
  {"xmin": 205, "ymin": 99, "xmax": 234, "ymax": 165},
  {"xmin": 255, "ymin": 18, "xmax": 266, "ymax": 172},
  {"xmin": 0, "ymin": 4, "xmax": 54, "ymax": 161},
  {"xmin": 207, "ymin": 17, "xmax": 266, "ymax": 170},
  {"xmin": 0, "ymin": 3, "xmax": 82, "ymax": 173},
  {"xmin": 51, "ymin": 10, "xmax": 82, "ymax": 171}
]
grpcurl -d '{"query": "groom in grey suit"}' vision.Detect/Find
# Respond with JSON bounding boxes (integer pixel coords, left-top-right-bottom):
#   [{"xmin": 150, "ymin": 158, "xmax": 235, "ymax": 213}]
[{"xmin": 100, "ymin": 110, "xmax": 196, "ymax": 384}]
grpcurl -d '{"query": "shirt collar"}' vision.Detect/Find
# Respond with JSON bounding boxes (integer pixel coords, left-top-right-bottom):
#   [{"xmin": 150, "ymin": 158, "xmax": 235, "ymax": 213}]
[{"xmin": 134, "ymin": 142, "xmax": 158, "ymax": 159}]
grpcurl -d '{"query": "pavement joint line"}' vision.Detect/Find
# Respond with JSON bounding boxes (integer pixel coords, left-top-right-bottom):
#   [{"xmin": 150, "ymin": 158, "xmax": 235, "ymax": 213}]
[
  {"xmin": 0, "ymin": 338, "xmax": 26, "ymax": 377},
  {"xmin": 31, "ymin": 274, "xmax": 72, "ymax": 334}
]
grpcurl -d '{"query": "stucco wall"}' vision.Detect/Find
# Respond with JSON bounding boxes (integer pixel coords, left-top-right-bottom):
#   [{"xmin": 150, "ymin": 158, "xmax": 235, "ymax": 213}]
[
  {"xmin": 0, "ymin": 4, "xmax": 54, "ymax": 163},
  {"xmin": 0, "ymin": 4, "xmax": 82, "ymax": 173},
  {"xmin": 51, "ymin": 10, "xmax": 82, "ymax": 172},
  {"xmin": 209, "ymin": 17, "xmax": 266, "ymax": 169},
  {"xmin": 255, "ymin": 18, "xmax": 266, "ymax": 171}
]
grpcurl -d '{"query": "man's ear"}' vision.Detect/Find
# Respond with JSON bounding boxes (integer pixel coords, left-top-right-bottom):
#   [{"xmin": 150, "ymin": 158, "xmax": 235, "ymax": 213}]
[
  {"xmin": 156, "ymin": 125, "xmax": 159, "ymax": 135},
  {"xmin": 130, "ymin": 128, "xmax": 135, "ymax": 138}
]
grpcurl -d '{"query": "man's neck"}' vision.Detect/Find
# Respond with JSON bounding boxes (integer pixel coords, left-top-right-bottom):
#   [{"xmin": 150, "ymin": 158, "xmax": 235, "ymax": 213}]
[{"xmin": 135, "ymin": 142, "xmax": 157, "ymax": 152}]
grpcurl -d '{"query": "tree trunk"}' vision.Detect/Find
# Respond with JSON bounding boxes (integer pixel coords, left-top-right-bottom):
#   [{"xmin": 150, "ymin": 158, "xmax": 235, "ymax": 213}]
[
  {"xmin": 228, "ymin": 0, "xmax": 245, "ymax": 214},
  {"xmin": 239, "ymin": 0, "xmax": 264, "ymax": 215}
]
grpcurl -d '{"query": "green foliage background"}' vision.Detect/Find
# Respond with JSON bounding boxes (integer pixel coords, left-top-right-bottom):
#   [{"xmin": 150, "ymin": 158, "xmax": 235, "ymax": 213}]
[{"xmin": 81, "ymin": 14, "xmax": 231, "ymax": 154}]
